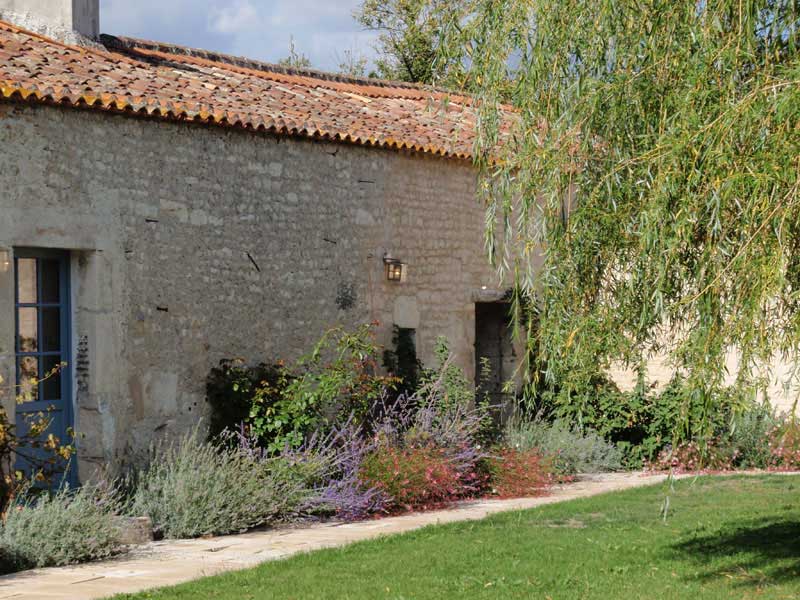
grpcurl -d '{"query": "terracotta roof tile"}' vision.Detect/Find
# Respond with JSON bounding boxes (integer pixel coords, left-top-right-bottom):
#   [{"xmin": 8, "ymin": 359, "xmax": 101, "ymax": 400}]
[{"xmin": 0, "ymin": 21, "xmax": 496, "ymax": 160}]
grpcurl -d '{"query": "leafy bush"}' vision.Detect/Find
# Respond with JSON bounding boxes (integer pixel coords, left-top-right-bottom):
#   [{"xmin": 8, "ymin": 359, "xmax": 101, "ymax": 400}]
[
  {"xmin": 535, "ymin": 376, "xmax": 753, "ymax": 467},
  {"xmin": 504, "ymin": 418, "xmax": 622, "ymax": 475},
  {"xmin": 205, "ymin": 359, "xmax": 290, "ymax": 445},
  {"xmin": 229, "ymin": 324, "xmax": 397, "ymax": 452},
  {"xmin": 128, "ymin": 429, "xmax": 318, "ymax": 539},
  {"xmin": 727, "ymin": 404, "xmax": 780, "ymax": 468},
  {"xmin": 202, "ymin": 329, "xmax": 560, "ymax": 524},
  {"xmin": 0, "ymin": 483, "xmax": 122, "ymax": 573},
  {"xmin": 382, "ymin": 326, "xmax": 423, "ymax": 395},
  {"xmin": 485, "ymin": 448, "xmax": 551, "ymax": 498}
]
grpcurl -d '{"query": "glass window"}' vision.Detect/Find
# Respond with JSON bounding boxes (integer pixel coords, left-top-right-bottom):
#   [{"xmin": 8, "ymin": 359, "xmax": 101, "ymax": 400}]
[
  {"xmin": 41, "ymin": 308, "xmax": 61, "ymax": 352},
  {"xmin": 41, "ymin": 356, "xmax": 62, "ymax": 402},
  {"xmin": 40, "ymin": 260, "xmax": 60, "ymax": 304},
  {"xmin": 17, "ymin": 258, "xmax": 36, "ymax": 304},
  {"xmin": 17, "ymin": 307, "xmax": 37, "ymax": 352},
  {"xmin": 17, "ymin": 356, "xmax": 39, "ymax": 402}
]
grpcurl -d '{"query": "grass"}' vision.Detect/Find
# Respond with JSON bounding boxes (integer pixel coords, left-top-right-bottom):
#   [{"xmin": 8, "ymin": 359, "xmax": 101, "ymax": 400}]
[{"xmin": 114, "ymin": 475, "xmax": 800, "ymax": 599}]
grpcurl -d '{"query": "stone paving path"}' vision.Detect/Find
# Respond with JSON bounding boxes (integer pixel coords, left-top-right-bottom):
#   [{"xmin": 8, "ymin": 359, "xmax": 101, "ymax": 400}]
[{"xmin": 0, "ymin": 473, "xmax": 669, "ymax": 600}]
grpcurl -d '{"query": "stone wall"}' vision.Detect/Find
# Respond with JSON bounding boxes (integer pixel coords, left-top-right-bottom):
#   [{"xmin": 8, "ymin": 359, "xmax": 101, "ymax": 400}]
[
  {"xmin": 609, "ymin": 350, "xmax": 799, "ymax": 414},
  {"xmin": 0, "ymin": 102, "xmax": 509, "ymax": 477}
]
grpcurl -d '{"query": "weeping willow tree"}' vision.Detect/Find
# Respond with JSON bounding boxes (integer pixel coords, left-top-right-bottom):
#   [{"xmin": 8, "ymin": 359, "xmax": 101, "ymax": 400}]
[{"xmin": 429, "ymin": 0, "xmax": 800, "ymax": 435}]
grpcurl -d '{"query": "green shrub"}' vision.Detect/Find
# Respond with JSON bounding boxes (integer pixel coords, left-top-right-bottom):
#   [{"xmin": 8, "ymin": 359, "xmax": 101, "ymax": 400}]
[
  {"xmin": 205, "ymin": 359, "xmax": 291, "ymax": 445},
  {"xmin": 0, "ymin": 483, "xmax": 123, "ymax": 573},
  {"xmin": 504, "ymin": 418, "xmax": 622, "ymax": 475},
  {"xmin": 533, "ymin": 375, "xmax": 755, "ymax": 467},
  {"xmin": 128, "ymin": 429, "xmax": 319, "ymax": 539},
  {"xmin": 727, "ymin": 403, "xmax": 780, "ymax": 468},
  {"xmin": 420, "ymin": 337, "xmax": 478, "ymax": 412},
  {"xmin": 382, "ymin": 326, "xmax": 423, "ymax": 395},
  {"xmin": 208, "ymin": 325, "xmax": 396, "ymax": 453},
  {"xmin": 416, "ymin": 338, "xmax": 497, "ymax": 444}
]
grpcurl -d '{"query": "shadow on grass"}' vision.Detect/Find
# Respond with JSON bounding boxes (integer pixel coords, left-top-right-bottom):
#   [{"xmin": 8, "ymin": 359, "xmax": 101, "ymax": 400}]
[{"xmin": 672, "ymin": 519, "xmax": 800, "ymax": 586}]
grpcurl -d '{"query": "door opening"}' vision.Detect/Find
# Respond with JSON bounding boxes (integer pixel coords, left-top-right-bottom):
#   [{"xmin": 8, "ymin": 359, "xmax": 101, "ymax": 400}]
[{"xmin": 474, "ymin": 302, "xmax": 516, "ymax": 415}]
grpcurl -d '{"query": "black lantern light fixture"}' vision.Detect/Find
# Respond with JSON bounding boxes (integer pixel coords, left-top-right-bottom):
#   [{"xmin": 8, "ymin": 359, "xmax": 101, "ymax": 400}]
[{"xmin": 383, "ymin": 253, "xmax": 406, "ymax": 283}]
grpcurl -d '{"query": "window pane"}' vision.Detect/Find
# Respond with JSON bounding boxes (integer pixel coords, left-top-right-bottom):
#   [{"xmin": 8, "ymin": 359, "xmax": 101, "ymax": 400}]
[
  {"xmin": 17, "ymin": 258, "xmax": 37, "ymax": 304},
  {"xmin": 41, "ymin": 356, "xmax": 62, "ymax": 402},
  {"xmin": 41, "ymin": 308, "xmax": 61, "ymax": 352},
  {"xmin": 40, "ymin": 260, "xmax": 60, "ymax": 304},
  {"xmin": 17, "ymin": 357, "xmax": 39, "ymax": 402},
  {"xmin": 17, "ymin": 307, "xmax": 38, "ymax": 352}
]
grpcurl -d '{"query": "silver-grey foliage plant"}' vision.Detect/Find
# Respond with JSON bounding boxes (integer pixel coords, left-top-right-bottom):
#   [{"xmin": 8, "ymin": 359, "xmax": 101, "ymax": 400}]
[
  {"xmin": 505, "ymin": 418, "xmax": 622, "ymax": 475},
  {"xmin": 128, "ymin": 428, "xmax": 320, "ymax": 539},
  {"xmin": 0, "ymin": 482, "xmax": 123, "ymax": 571}
]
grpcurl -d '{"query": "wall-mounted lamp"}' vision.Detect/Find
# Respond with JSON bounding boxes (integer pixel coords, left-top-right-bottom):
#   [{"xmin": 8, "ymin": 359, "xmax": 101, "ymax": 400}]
[
  {"xmin": 383, "ymin": 253, "xmax": 407, "ymax": 283},
  {"xmin": 0, "ymin": 250, "xmax": 9, "ymax": 274}
]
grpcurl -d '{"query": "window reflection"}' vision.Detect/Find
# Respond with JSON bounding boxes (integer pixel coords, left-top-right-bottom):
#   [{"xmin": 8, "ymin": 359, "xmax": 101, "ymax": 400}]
[
  {"xmin": 17, "ymin": 259, "xmax": 36, "ymax": 304},
  {"xmin": 17, "ymin": 307, "xmax": 38, "ymax": 352},
  {"xmin": 17, "ymin": 357, "xmax": 39, "ymax": 402}
]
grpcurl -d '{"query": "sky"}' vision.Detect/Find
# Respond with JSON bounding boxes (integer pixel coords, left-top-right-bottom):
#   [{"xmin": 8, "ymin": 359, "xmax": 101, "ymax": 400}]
[{"xmin": 99, "ymin": 0, "xmax": 379, "ymax": 72}]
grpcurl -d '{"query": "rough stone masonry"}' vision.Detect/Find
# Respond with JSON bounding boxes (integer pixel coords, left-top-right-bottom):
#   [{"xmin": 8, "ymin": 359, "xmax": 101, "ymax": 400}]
[{"xmin": 0, "ymin": 103, "xmax": 514, "ymax": 477}]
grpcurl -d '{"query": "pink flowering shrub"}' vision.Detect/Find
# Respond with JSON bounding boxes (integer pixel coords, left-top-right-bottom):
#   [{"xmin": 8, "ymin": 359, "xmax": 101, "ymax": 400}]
[
  {"xmin": 359, "ymin": 444, "xmax": 477, "ymax": 511},
  {"xmin": 649, "ymin": 418, "xmax": 800, "ymax": 473},
  {"xmin": 649, "ymin": 439, "xmax": 735, "ymax": 473},
  {"xmin": 768, "ymin": 421, "xmax": 800, "ymax": 469},
  {"xmin": 486, "ymin": 448, "xmax": 552, "ymax": 498}
]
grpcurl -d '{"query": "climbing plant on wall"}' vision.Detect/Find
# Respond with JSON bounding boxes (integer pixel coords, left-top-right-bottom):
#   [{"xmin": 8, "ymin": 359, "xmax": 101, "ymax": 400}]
[{"xmin": 427, "ymin": 0, "xmax": 800, "ymax": 438}]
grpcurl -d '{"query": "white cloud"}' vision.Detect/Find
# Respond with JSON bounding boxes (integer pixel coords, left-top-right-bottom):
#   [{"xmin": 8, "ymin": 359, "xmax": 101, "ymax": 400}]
[
  {"xmin": 209, "ymin": 1, "xmax": 263, "ymax": 34},
  {"xmin": 100, "ymin": 0, "xmax": 377, "ymax": 72}
]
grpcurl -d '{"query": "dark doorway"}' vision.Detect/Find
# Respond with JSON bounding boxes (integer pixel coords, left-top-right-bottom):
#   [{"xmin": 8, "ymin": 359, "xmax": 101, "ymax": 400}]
[
  {"xmin": 474, "ymin": 302, "xmax": 516, "ymax": 412},
  {"xmin": 14, "ymin": 248, "xmax": 75, "ymax": 485}
]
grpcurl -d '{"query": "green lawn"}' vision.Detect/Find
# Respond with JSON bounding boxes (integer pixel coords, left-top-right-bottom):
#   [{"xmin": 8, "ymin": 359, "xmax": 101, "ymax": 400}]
[{"xmin": 115, "ymin": 475, "xmax": 800, "ymax": 600}]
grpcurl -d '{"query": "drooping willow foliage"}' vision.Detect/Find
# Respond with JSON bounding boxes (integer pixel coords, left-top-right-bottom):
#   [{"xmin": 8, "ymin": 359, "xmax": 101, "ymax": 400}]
[{"xmin": 430, "ymin": 0, "xmax": 800, "ymax": 434}]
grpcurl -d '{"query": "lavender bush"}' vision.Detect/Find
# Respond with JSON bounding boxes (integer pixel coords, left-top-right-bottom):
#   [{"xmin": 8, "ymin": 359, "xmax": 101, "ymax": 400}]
[
  {"xmin": 0, "ymin": 482, "xmax": 123, "ymax": 572},
  {"xmin": 233, "ymin": 420, "xmax": 388, "ymax": 522},
  {"xmin": 129, "ymin": 428, "xmax": 319, "ymax": 538},
  {"xmin": 308, "ymin": 426, "xmax": 389, "ymax": 521},
  {"xmin": 231, "ymin": 354, "xmax": 492, "ymax": 521},
  {"xmin": 181, "ymin": 341, "xmax": 499, "ymax": 527}
]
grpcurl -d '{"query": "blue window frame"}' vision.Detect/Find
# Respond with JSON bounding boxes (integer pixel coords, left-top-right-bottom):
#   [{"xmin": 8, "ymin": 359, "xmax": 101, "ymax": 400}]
[{"xmin": 13, "ymin": 249, "xmax": 75, "ymax": 485}]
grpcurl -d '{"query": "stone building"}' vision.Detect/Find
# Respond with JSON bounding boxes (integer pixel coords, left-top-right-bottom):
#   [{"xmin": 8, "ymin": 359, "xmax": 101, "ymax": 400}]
[{"xmin": 0, "ymin": 2, "xmax": 524, "ymax": 479}]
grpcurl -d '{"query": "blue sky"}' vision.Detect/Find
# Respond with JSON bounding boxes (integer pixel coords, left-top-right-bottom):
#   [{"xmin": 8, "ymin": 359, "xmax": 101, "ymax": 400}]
[{"xmin": 99, "ymin": 0, "xmax": 378, "ymax": 72}]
